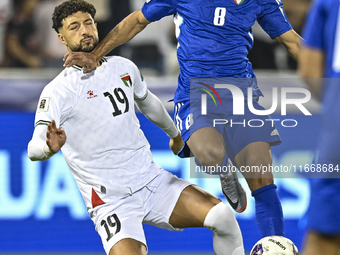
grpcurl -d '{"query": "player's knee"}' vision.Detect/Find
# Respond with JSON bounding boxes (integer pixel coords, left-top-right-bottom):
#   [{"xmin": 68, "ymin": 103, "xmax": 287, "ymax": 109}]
[
  {"xmin": 196, "ymin": 146, "xmax": 225, "ymax": 167},
  {"xmin": 203, "ymin": 202, "xmax": 240, "ymax": 237}
]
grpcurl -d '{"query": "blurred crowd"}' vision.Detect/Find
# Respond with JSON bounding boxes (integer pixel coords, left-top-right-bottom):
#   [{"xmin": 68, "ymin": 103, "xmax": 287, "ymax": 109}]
[{"xmin": 0, "ymin": 0, "xmax": 311, "ymax": 75}]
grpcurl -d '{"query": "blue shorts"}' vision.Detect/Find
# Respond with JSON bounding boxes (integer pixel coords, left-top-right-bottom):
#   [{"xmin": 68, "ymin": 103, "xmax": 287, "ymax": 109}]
[
  {"xmin": 305, "ymin": 176, "xmax": 340, "ymax": 234},
  {"xmin": 174, "ymin": 99, "xmax": 281, "ymax": 162}
]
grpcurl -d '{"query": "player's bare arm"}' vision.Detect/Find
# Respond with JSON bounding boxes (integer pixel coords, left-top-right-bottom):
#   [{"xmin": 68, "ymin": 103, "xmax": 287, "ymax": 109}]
[
  {"xmin": 298, "ymin": 45, "xmax": 324, "ymax": 99},
  {"xmin": 64, "ymin": 10, "xmax": 151, "ymax": 73},
  {"xmin": 275, "ymin": 29, "xmax": 302, "ymax": 61}
]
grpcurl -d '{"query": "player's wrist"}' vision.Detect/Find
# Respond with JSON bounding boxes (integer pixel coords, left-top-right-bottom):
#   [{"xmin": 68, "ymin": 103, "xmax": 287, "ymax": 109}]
[
  {"xmin": 91, "ymin": 49, "xmax": 103, "ymax": 63},
  {"xmin": 168, "ymin": 128, "xmax": 180, "ymax": 139},
  {"xmin": 171, "ymin": 131, "xmax": 181, "ymax": 140},
  {"xmin": 43, "ymin": 144, "xmax": 56, "ymax": 157}
]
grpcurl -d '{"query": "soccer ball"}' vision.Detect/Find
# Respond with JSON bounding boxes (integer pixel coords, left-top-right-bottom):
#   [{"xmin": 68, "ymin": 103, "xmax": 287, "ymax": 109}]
[{"xmin": 250, "ymin": 236, "xmax": 299, "ymax": 255}]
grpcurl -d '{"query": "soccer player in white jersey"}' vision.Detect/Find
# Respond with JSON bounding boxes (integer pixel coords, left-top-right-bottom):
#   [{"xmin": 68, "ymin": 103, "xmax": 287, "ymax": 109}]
[{"xmin": 27, "ymin": 1, "xmax": 244, "ymax": 254}]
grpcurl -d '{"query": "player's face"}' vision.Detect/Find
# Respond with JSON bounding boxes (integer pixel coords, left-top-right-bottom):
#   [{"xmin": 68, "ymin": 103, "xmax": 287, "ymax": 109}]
[{"xmin": 58, "ymin": 11, "xmax": 99, "ymax": 52}]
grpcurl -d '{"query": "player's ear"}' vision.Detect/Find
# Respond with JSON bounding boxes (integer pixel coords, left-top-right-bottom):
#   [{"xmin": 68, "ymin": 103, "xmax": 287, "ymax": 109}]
[{"xmin": 58, "ymin": 33, "xmax": 67, "ymax": 45}]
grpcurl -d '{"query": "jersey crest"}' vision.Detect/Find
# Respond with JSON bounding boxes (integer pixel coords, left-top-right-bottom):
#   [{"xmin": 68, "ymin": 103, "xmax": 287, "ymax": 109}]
[
  {"xmin": 234, "ymin": 0, "xmax": 245, "ymax": 5},
  {"xmin": 120, "ymin": 73, "xmax": 132, "ymax": 87}
]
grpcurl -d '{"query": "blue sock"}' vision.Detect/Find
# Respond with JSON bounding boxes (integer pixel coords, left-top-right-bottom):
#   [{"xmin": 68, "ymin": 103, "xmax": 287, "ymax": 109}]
[{"xmin": 251, "ymin": 184, "xmax": 284, "ymax": 237}]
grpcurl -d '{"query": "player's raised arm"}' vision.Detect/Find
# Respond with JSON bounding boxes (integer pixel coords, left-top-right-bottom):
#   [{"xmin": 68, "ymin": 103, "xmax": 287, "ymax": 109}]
[
  {"xmin": 134, "ymin": 90, "xmax": 183, "ymax": 155},
  {"xmin": 28, "ymin": 120, "xmax": 66, "ymax": 161},
  {"xmin": 275, "ymin": 29, "xmax": 302, "ymax": 61},
  {"xmin": 63, "ymin": 10, "xmax": 151, "ymax": 73}
]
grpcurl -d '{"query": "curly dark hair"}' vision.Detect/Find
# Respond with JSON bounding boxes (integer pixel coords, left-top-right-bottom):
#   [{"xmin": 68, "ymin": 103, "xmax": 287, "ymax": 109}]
[{"xmin": 52, "ymin": 0, "xmax": 96, "ymax": 33}]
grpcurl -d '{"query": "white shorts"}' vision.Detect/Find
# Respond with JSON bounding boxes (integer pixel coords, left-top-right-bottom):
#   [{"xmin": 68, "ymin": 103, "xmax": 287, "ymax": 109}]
[{"xmin": 95, "ymin": 170, "xmax": 192, "ymax": 254}]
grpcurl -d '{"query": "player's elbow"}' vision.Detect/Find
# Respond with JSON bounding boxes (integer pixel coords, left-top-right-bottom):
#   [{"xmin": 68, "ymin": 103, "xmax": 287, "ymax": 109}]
[
  {"xmin": 275, "ymin": 30, "xmax": 302, "ymax": 61},
  {"xmin": 135, "ymin": 9, "xmax": 151, "ymax": 28},
  {"xmin": 27, "ymin": 140, "xmax": 47, "ymax": 161},
  {"xmin": 27, "ymin": 151, "xmax": 39, "ymax": 161},
  {"xmin": 27, "ymin": 143, "xmax": 39, "ymax": 161}
]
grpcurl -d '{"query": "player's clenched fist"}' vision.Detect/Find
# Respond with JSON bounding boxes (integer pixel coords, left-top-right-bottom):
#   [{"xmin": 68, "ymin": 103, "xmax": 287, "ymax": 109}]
[{"xmin": 169, "ymin": 133, "xmax": 184, "ymax": 155}]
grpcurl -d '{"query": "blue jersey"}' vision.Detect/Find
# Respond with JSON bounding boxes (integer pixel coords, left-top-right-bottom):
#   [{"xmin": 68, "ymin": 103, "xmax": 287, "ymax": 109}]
[
  {"xmin": 303, "ymin": 1, "xmax": 340, "ymax": 233},
  {"xmin": 142, "ymin": 0, "xmax": 292, "ymax": 103},
  {"xmin": 303, "ymin": 0, "xmax": 340, "ymax": 161},
  {"xmin": 303, "ymin": 0, "xmax": 340, "ymax": 79},
  {"xmin": 303, "ymin": 0, "xmax": 340, "ymax": 115}
]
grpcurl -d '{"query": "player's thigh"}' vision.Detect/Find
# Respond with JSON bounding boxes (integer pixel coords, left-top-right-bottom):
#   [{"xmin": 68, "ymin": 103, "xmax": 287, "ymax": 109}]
[
  {"xmin": 109, "ymin": 238, "xmax": 147, "ymax": 255},
  {"xmin": 96, "ymin": 194, "xmax": 147, "ymax": 254},
  {"xmin": 303, "ymin": 231, "xmax": 340, "ymax": 255},
  {"xmin": 234, "ymin": 141, "xmax": 274, "ymax": 191},
  {"xmin": 169, "ymin": 185, "xmax": 221, "ymax": 228},
  {"xmin": 188, "ymin": 127, "xmax": 226, "ymax": 165}
]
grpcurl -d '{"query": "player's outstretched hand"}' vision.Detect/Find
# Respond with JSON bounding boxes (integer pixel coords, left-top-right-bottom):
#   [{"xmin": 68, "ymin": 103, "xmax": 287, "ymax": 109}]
[
  {"xmin": 169, "ymin": 133, "xmax": 184, "ymax": 155},
  {"xmin": 63, "ymin": 52, "xmax": 97, "ymax": 73},
  {"xmin": 46, "ymin": 120, "xmax": 66, "ymax": 154}
]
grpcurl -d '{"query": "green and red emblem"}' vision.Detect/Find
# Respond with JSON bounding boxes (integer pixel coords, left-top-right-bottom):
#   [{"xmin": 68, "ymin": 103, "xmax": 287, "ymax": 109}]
[
  {"xmin": 120, "ymin": 73, "xmax": 132, "ymax": 87},
  {"xmin": 233, "ymin": 0, "xmax": 245, "ymax": 5}
]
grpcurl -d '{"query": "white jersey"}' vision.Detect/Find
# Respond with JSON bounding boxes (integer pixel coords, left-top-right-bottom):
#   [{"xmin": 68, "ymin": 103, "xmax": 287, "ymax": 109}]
[{"xmin": 34, "ymin": 56, "xmax": 162, "ymax": 212}]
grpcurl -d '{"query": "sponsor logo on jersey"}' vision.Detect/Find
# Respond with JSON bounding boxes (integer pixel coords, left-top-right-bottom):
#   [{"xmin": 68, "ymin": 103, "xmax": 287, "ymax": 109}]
[
  {"xmin": 37, "ymin": 97, "xmax": 50, "ymax": 112},
  {"xmin": 120, "ymin": 73, "xmax": 132, "ymax": 87},
  {"xmin": 87, "ymin": 90, "xmax": 98, "ymax": 99},
  {"xmin": 234, "ymin": 0, "xmax": 245, "ymax": 5}
]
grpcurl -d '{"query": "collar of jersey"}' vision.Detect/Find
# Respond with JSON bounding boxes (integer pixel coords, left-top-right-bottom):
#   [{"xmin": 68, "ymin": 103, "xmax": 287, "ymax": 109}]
[{"xmin": 71, "ymin": 57, "xmax": 108, "ymax": 71}]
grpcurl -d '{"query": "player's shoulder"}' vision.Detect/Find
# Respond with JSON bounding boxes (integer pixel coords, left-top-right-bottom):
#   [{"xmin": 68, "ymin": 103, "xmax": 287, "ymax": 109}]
[
  {"xmin": 105, "ymin": 55, "xmax": 137, "ymax": 68},
  {"xmin": 104, "ymin": 56, "xmax": 141, "ymax": 75},
  {"xmin": 43, "ymin": 66, "xmax": 82, "ymax": 94},
  {"xmin": 253, "ymin": 0, "xmax": 281, "ymax": 7}
]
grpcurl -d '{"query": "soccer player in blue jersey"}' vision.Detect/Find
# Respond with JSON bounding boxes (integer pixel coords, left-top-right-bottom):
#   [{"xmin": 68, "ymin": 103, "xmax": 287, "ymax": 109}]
[
  {"xmin": 64, "ymin": 0, "xmax": 301, "ymax": 238},
  {"xmin": 299, "ymin": 0, "xmax": 340, "ymax": 254}
]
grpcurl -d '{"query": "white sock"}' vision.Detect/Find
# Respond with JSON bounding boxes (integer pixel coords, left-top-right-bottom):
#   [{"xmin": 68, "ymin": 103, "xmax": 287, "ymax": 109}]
[{"xmin": 203, "ymin": 202, "xmax": 244, "ymax": 255}]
